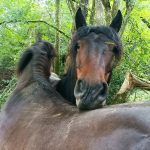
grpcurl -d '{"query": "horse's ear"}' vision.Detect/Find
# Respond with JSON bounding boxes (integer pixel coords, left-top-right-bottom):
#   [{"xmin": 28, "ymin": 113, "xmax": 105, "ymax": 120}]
[
  {"xmin": 17, "ymin": 50, "xmax": 33, "ymax": 76},
  {"xmin": 75, "ymin": 7, "xmax": 87, "ymax": 29},
  {"xmin": 110, "ymin": 10, "xmax": 122, "ymax": 32}
]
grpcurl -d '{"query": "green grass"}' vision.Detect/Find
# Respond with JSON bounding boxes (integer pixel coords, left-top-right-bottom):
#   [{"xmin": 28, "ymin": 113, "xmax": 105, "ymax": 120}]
[{"xmin": 128, "ymin": 89, "xmax": 150, "ymax": 102}]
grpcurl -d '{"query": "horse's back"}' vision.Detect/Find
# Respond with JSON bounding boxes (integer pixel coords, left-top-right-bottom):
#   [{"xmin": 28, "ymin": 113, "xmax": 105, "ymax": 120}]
[
  {"xmin": 72, "ymin": 102, "xmax": 150, "ymax": 150},
  {"xmin": 0, "ymin": 101, "xmax": 150, "ymax": 150}
]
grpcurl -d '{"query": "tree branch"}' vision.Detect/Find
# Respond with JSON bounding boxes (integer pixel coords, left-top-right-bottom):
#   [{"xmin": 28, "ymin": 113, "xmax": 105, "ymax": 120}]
[
  {"xmin": 117, "ymin": 71, "xmax": 150, "ymax": 95},
  {"xmin": 141, "ymin": 17, "xmax": 150, "ymax": 29},
  {"xmin": 0, "ymin": 20, "xmax": 70, "ymax": 39}
]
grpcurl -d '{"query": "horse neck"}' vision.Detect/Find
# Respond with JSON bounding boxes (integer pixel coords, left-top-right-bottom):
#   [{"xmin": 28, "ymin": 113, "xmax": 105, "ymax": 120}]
[{"xmin": 56, "ymin": 66, "xmax": 77, "ymax": 105}]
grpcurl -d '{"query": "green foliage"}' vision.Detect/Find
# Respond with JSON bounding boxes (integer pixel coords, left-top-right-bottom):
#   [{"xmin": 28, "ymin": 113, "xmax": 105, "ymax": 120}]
[
  {"xmin": 108, "ymin": 0, "xmax": 150, "ymax": 104},
  {"xmin": 128, "ymin": 89, "xmax": 150, "ymax": 102},
  {"xmin": 0, "ymin": 76, "xmax": 17, "ymax": 108},
  {"xmin": 0, "ymin": 0, "xmax": 73, "ymax": 107},
  {"xmin": 0, "ymin": 0, "xmax": 72, "ymax": 69}
]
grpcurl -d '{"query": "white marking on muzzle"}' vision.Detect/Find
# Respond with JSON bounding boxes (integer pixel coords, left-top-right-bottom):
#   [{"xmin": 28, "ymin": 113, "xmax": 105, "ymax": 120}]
[
  {"xmin": 76, "ymin": 98, "xmax": 81, "ymax": 107},
  {"xmin": 102, "ymin": 100, "xmax": 106, "ymax": 106}
]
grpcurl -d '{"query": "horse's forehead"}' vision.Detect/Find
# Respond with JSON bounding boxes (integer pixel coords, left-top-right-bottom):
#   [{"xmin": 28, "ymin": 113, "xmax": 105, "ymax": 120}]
[
  {"xmin": 79, "ymin": 35, "xmax": 109, "ymax": 53},
  {"xmin": 78, "ymin": 32, "xmax": 110, "ymax": 46},
  {"xmin": 77, "ymin": 26, "xmax": 112, "ymax": 38}
]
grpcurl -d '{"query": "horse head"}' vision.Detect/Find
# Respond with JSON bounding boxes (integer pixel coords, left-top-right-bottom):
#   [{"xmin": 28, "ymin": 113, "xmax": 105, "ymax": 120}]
[{"xmin": 71, "ymin": 8, "xmax": 123, "ymax": 110}]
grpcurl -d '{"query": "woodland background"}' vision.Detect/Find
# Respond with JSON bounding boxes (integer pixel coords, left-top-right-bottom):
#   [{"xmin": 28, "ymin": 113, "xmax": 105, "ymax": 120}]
[{"xmin": 0, "ymin": 0, "xmax": 150, "ymax": 108}]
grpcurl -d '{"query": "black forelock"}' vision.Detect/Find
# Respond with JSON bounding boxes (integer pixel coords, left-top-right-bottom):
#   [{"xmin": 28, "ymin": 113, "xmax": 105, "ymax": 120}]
[
  {"xmin": 17, "ymin": 40, "xmax": 56, "ymax": 76},
  {"xmin": 74, "ymin": 26, "xmax": 121, "ymax": 45}
]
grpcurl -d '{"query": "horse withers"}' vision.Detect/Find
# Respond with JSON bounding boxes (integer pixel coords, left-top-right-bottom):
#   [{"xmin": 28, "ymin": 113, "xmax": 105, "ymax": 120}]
[
  {"xmin": 0, "ymin": 40, "xmax": 150, "ymax": 150},
  {"xmin": 56, "ymin": 8, "xmax": 122, "ymax": 110}
]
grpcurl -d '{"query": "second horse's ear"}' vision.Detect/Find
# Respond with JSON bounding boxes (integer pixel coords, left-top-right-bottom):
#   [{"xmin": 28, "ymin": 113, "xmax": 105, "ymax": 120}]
[
  {"xmin": 110, "ymin": 10, "xmax": 122, "ymax": 32},
  {"xmin": 75, "ymin": 7, "xmax": 87, "ymax": 29}
]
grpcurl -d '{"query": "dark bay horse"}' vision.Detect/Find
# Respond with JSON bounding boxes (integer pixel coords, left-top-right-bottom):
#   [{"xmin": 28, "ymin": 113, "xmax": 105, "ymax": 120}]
[
  {"xmin": 56, "ymin": 8, "xmax": 123, "ymax": 110},
  {"xmin": 0, "ymin": 40, "xmax": 150, "ymax": 150}
]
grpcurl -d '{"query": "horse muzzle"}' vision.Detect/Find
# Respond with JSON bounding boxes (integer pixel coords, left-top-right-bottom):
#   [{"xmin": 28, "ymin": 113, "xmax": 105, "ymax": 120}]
[{"xmin": 74, "ymin": 80, "xmax": 108, "ymax": 110}]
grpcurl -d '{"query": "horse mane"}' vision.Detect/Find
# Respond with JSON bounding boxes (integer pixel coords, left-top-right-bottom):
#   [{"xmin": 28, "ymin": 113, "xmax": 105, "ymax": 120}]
[
  {"xmin": 17, "ymin": 40, "xmax": 56, "ymax": 77},
  {"xmin": 56, "ymin": 66, "xmax": 76, "ymax": 105},
  {"xmin": 71, "ymin": 26, "xmax": 122, "ymax": 65},
  {"xmin": 16, "ymin": 40, "xmax": 56, "ymax": 92}
]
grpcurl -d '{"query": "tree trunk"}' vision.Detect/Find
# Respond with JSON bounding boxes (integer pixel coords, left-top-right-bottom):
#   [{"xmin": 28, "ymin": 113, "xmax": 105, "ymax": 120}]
[
  {"xmin": 80, "ymin": 0, "xmax": 89, "ymax": 19},
  {"xmin": 67, "ymin": 0, "xmax": 76, "ymax": 18},
  {"xmin": 120, "ymin": 0, "xmax": 136, "ymax": 36},
  {"xmin": 101, "ymin": 0, "xmax": 112, "ymax": 25},
  {"xmin": 35, "ymin": 31, "xmax": 42, "ymax": 42},
  {"xmin": 95, "ymin": 0, "xmax": 106, "ymax": 25},
  {"xmin": 112, "ymin": 0, "xmax": 120, "ymax": 17},
  {"xmin": 54, "ymin": 0, "xmax": 60, "ymax": 74},
  {"xmin": 89, "ymin": 0, "xmax": 95, "ymax": 25}
]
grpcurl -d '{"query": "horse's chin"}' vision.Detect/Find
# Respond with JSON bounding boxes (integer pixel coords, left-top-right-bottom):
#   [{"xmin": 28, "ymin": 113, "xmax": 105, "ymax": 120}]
[
  {"xmin": 76, "ymin": 98, "xmax": 106, "ymax": 110},
  {"xmin": 74, "ymin": 79, "xmax": 108, "ymax": 110}
]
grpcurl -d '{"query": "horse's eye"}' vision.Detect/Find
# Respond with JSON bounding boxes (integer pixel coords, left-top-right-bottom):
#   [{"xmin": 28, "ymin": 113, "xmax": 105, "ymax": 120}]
[
  {"xmin": 75, "ymin": 43, "xmax": 80, "ymax": 50},
  {"xmin": 107, "ymin": 70, "xmax": 112, "ymax": 74},
  {"xmin": 113, "ymin": 47, "xmax": 118, "ymax": 54}
]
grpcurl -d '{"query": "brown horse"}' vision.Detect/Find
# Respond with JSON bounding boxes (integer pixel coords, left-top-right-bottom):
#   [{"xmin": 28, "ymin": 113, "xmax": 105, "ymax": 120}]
[
  {"xmin": 56, "ymin": 8, "xmax": 123, "ymax": 110},
  {"xmin": 0, "ymin": 40, "xmax": 150, "ymax": 150}
]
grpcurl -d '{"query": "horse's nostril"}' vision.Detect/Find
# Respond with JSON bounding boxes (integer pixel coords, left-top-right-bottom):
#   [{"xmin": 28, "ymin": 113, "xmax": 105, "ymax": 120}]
[
  {"xmin": 74, "ymin": 79, "xmax": 87, "ymax": 98},
  {"xmin": 78, "ymin": 79, "xmax": 82, "ymax": 86},
  {"xmin": 100, "ymin": 82, "xmax": 108, "ymax": 95},
  {"xmin": 77, "ymin": 80, "xmax": 85, "ymax": 91}
]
